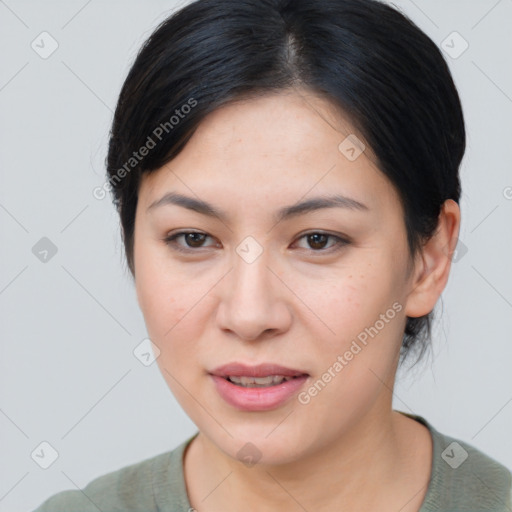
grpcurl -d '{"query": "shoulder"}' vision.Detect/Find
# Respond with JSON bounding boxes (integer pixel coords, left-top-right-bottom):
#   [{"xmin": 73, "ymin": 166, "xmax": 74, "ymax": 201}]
[
  {"xmin": 436, "ymin": 433, "xmax": 512, "ymax": 510},
  {"xmin": 32, "ymin": 435, "xmax": 196, "ymax": 512},
  {"xmin": 402, "ymin": 412, "xmax": 512, "ymax": 511},
  {"xmin": 32, "ymin": 450, "xmax": 170, "ymax": 512}
]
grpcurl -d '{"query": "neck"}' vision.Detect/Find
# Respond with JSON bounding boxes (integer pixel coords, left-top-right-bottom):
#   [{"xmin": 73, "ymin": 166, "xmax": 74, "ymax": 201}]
[{"xmin": 183, "ymin": 405, "xmax": 427, "ymax": 511}]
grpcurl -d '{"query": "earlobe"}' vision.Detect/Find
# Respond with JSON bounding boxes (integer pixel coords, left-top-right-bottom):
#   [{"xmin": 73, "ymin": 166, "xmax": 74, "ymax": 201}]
[{"xmin": 404, "ymin": 199, "xmax": 461, "ymax": 318}]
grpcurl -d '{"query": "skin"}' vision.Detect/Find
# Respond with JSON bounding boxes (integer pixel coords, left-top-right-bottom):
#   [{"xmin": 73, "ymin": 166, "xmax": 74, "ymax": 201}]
[{"xmin": 132, "ymin": 89, "xmax": 460, "ymax": 511}]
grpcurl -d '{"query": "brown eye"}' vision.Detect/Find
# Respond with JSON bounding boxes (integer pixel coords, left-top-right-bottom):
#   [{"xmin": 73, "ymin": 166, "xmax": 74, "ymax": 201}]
[
  {"xmin": 306, "ymin": 233, "xmax": 329, "ymax": 250},
  {"xmin": 163, "ymin": 231, "xmax": 218, "ymax": 252},
  {"xmin": 182, "ymin": 232, "xmax": 207, "ymax": 248},
  {"xmin": 294, "ymin": 232, "xmax": 351, "ymax": 253}
]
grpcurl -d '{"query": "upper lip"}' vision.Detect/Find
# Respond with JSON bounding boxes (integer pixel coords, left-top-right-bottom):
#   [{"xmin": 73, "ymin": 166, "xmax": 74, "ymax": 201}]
[{"xmin": 210, "ymin": 362, "xmax": 308, "ymax": 378}]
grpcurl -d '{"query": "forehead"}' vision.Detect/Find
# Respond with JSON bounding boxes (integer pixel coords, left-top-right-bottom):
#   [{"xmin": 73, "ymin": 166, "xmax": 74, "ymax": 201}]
[
  {"xmin": 138, "ymin": 90, "xmax": 397, "ymax": 215},
  {"xmin": 189, "ymin": 90, "xmax": 369, "ymax": 159}
]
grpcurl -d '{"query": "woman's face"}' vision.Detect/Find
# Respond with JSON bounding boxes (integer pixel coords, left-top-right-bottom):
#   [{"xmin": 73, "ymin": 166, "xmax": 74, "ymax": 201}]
[{"xmin": 133, "ymin": 90, "xmax": 418, "ymax": 465}]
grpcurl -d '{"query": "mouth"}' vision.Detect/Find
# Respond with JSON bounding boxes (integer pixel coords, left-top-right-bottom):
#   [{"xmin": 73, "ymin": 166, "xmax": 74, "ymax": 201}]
[
  {"xmin": 210, "ymin": 362, "xmax": 308, "ymax": 382},
  {"xmin": 224, "ymin": 374, "xmax": 305, "ymax": 388},
  {"xmin": 209, "ymin": 362, "xmax": 309, "ymax": 411}
]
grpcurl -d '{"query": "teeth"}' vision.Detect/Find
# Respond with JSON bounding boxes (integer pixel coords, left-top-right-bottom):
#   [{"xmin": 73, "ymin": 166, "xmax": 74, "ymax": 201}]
[{"xmin": 227, "ymin": 375, "xmax": 295, "ymax": 387}]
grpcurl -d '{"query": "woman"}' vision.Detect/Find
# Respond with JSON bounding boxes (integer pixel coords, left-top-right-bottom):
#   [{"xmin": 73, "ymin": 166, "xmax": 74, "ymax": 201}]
[{"xmin": 34, "ymin": 0, "xmax": 512, "ymax": 510}]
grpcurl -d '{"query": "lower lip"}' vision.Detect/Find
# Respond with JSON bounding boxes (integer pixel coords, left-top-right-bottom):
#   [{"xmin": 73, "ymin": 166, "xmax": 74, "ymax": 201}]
[{"xmin": 210, "ymin": 375, "xmax": 309, "ymax": 411}]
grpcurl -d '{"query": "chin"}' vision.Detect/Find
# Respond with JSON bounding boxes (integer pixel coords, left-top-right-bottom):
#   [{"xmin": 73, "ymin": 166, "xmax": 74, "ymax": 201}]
[{"xmin": 204, "ymin": 422, "xmax": 310, "ymax": 467}]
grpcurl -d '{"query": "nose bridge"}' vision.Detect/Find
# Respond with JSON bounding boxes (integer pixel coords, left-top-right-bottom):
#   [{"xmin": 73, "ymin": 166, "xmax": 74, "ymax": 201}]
[
  {"xmin": 232, "ymin": 247, "xmax": 272, "ymax": 301},
  {"xmin": 217, "ymin": 242, "xmax": 290, "ymax": 339}
]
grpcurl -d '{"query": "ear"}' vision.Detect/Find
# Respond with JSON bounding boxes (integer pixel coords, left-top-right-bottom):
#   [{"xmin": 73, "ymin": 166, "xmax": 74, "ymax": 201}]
[{"xmin": 404, "ymin": 199, "xmax": 461, "ymax": 318}]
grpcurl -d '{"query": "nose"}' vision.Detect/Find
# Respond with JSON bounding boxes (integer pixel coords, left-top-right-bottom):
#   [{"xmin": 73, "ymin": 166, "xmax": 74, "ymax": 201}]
[{"xmin": 215, "ymin": 250, "xmax": 292, "ymax": 341}]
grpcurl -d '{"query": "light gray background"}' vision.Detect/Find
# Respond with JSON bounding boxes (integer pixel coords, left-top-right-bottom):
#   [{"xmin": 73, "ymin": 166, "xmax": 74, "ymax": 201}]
[{"xmin": 1, "ymin": 1, "xmax": 511, "ymax": 510}]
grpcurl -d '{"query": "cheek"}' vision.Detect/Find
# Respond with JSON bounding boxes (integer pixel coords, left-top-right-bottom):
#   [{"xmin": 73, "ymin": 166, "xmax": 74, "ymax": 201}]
[
  {"xmin": 134, "ymin": 248, "xmax": 191, "ymax": 342},
  {"xmin": 299, "ymin": 263, "xmax": 402, "ymax": 343},
  {"xmin": 134, "ymin": 248, "xmax": 218, "ymax": 380},
  {"xmin": 298, "ymin": 275, "xmax": 404, "ymax": 421}
]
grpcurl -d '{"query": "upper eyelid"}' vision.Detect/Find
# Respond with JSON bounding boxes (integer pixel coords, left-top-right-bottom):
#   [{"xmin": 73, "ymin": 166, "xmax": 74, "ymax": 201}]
[
  {"xmin": 165, "ymin": 229, "xmax": 345, "ymax": 241},
  {"xmin": 164, "ymin": 230, "xmax": 349, "ymax": 250}
]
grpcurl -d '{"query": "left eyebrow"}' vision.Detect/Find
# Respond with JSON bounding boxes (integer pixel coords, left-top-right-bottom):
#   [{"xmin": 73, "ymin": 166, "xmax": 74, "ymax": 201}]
[
  {"xmin": 146, "ymin": 192, "xmax": 369, "ymax": 223},
  {"xmin": 274, "ymin": 194, "xmax": 369, "ymax": 223}
]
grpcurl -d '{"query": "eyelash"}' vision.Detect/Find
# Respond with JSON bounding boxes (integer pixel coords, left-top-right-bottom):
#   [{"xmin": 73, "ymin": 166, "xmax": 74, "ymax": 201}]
[{"xmin": 162, "ymin": 230, "xmax": 351, "ymax": 255}]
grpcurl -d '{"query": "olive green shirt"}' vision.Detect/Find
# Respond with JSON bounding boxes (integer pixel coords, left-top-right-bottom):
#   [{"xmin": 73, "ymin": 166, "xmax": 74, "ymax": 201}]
[{"xmin": 33, "ymin": 412, "xmax": 512, "ymax": 511}]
